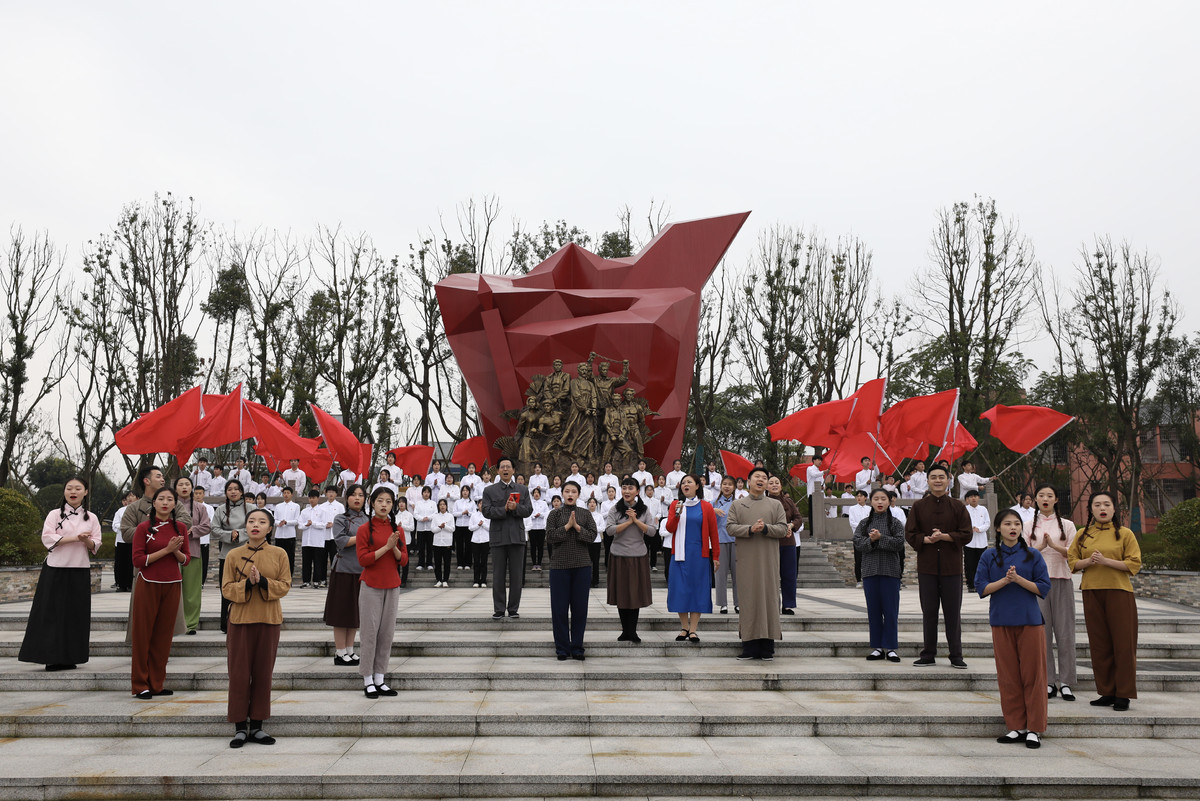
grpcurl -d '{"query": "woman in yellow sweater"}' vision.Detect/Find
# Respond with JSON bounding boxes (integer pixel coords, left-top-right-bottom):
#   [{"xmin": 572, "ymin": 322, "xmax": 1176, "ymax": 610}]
[
  {"xmin": 222, "ymin": 508, "xmax": 292, "ymax": 747},
  {"xmin": 1067, "ymin": 492, "xmax": 1141, "ymax": 711}
]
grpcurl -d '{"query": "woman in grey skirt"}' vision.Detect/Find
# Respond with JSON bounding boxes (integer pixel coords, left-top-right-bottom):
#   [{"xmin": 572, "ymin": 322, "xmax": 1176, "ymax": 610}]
[
  {"xmin": 325, "ymin": 484, "xmax": 368, "ymax": 667},
  {"xmin": 606, "ymin": 476, "xmax": 655, "ymax": 643}
]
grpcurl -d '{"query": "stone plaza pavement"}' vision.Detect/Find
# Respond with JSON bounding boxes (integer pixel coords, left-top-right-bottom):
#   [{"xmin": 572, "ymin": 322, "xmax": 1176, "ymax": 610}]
[{"xmin": 1, "ymin": 552, "xmax": 1199, "ymax": 800}]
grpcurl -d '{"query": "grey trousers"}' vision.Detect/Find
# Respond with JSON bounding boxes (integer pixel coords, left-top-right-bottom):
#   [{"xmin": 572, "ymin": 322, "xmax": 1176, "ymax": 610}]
[
  {"xmin": 358, "ymin": 585, "xmax": 400, "ymax": 679},
  {"xmin": 492, "ymin": 543, "xmax": 526, "ymax": 615},
  {"xmin": 715, "ymin": 541, "xmax": 738, "ymax": 608},
  {"xmin": 1038, "ymin": 577, "xmax": 1077, "ymax": 686}
]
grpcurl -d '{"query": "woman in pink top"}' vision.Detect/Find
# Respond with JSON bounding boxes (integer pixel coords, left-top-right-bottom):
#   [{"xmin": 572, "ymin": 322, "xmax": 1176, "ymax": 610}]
[
  {"xmin": 19, "ymin": 478, "xmax": 102, "ymax": 671},
  {"xmin": 1025, "ymin": 484, "xmax": 1078, "ymax": 702}
]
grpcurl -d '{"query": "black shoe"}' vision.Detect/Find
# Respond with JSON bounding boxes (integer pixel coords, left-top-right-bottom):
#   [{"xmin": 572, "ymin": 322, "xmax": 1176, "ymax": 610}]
[
  {"xmin": 760, "ymin": 654, "xmax": 774, "ymax": 662},
  {"xmin": 230, "ymin": 730, "xmax": 248, "ymax": 749},
  {"xmin": 508, "ymin": 612, "xmax": 520, "ymax": 619},
  {"xmin": 1060, "ymin": 685, "xmax": 1076, "ymax": 702},
  {"xmin": 248, "ymin": 729, "xmax": 276, "ymax": 745},
  {"xmin": 44, "ymin": 664, "xmax": 76, "ymax": 672},
  {"xmin": 675, "ymin": 629, "xmax": 689, "ymax": 642},
  {"xmin": 736, "ymin": 653, "xmax": 756, "ymax": 661},
  {"xmin": 334, "ymin": 655, "xmax": 352, "ymax": 666},
  {"xmin": 781, "ymin": 608, "xmax": 794, "ymax": 616},
  {"xmin": 912, "ymin": 657, "xmax": 936, "ymax": 667},
  {"xmin": 1025, "ymin": 732, "xmax": 1041, "ymax": 749},
  {"xmin": 349, "ymin": 653, "xmax": 360, "ymax": 664},
  {"xmin": 996, "ymin": 730, "xmax": 1026, "ymax": 744},
  {"xmin": 493, "ymin": 612, "xmax": 504, "ymax": 619},
  {"xmin": 866, "ymin": 649, "xmax": 885, "ymax": 661},
  {"xmin": 719, "ymin": 606, "xmax": 728, "ymax": 614},
  {"xmin": 363, "ymin": 685, "xmax": 379, "ymax": 699},
  {"xmin": 186, "ymin": 629, "xmax": 197, "ymax": 635},
  {"xmin": 950, "ymin": 659, "xmax": 968, "ymax": 670},
  {"xmin": 734, "ymin": 606, "xmax": 740, "ymax": 613},
  {"xmin": 134, "ymin": 690, "xmax": 153, "ymax": 700},
  {"xmin": 628, "ymin": 633, "xmax": 642, "ymax": 644},
  {"xmin": 886, "ymin": 650, "xmax": 901, "ymax": 663},
  {"xmin": 571, "ymin": 653, "xmax": 585, "ymax": 661},
  {"xmin": 1113, "ymin": 697, "xmax": 1130, "ymax": 711},
  {"xmin": 377, "ymin": 684, "xmax": 398, "ymax": 697},
  {"xmin": 1090, "ymin": 695, "xmax": 1116, "ymax": 707},
  {"xmin": 1048, "ymin": 684, "xmax": 1058, "ymax": 699},
  {"xmin": 557, "ymin": 654, "xmax": 568, "ymax": 661},
  {"xmin": 152, "ymin": 689, "xmax": 174, "ymax": 696}
]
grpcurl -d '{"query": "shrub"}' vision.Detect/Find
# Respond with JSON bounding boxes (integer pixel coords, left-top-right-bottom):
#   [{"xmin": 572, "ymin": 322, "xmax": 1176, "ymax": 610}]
[
  {"xmin": 0, "ymin": 488, "xmax": 46, "ymax": 566},
  {"xmin": 1150, "ymin": 498, "xmax": 1200, "ymax": 571}
]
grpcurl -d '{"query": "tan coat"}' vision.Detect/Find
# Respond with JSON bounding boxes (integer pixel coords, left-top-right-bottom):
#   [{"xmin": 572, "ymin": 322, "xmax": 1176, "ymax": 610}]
[{"xmin": 727, "ymin": 493, "xmax": 790, "ymax": 641}]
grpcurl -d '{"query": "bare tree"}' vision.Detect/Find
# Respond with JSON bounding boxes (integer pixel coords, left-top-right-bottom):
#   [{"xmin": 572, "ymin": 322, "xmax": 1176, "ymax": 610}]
[
  {"xmin": 685, "ymin": 261, "xmax": 739, "ymax": 465},
  {"xmin": 0, "ymin": 227, "xmax": 68, "ymax": 486},
  {"xmin": 797, "ymin": 235, "xmax": 874, "ymax": 404}
]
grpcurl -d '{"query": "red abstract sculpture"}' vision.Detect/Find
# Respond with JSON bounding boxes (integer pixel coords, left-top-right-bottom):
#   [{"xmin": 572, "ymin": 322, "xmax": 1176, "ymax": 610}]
[{"xmin": 435, "ymin": 212, "xmax": 750, "ymax": 468}]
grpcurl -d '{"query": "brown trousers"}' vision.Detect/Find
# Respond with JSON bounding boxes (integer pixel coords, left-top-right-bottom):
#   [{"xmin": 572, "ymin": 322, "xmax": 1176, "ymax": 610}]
[
  {"xmin": 1083, "ymin": 589, "xmax": 1138, "ymax": 699},
  {"xmin": 226, "ymin": 622, "xmax": 281, "ymax": 723},
  {"xmin": 130, "ymin": 576, "xmax": 180, "ymax": 694},
  {"xmin": 992, "ymin": 625, "xmax": 1048, "ymax": 733}
]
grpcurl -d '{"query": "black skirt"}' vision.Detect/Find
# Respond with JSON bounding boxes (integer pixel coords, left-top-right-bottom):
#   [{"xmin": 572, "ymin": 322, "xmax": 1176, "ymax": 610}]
[
  {"xmin": 18, "ymin": 565, "xmax": 92, "ymax": 666},
  {"xmin": 322, "ymin": 569, "xmax": 361, "ymax": 628},
  {"xmin": 606, "ymin": 554, "xmax": 653, "ymax": 609}
]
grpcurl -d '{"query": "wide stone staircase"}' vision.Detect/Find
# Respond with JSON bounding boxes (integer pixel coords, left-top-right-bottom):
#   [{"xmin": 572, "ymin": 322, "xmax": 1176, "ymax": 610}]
[{"xmin": 0, "ymin": 573, "xmax": 1198, "ymax": 800}]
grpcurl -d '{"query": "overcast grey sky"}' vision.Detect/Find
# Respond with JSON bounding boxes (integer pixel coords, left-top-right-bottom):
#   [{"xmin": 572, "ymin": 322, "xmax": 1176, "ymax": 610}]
[{"xmin": 3, "ymin": 0, "xmax": 1197, "ymax": 335}]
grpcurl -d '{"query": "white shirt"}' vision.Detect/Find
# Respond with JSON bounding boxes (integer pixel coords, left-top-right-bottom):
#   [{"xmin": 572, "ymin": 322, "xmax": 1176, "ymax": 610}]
[
  {"xmin": 405, "ymin": 486, "xmax": 424, "ymax": 509},
  {"xmin": 396, "ymin": 510, "xmax": 415, "ymax": 544},
  {"xmin": 453, "ymin": 498, "xmax": 475, "ymax": 527},
  {"xmin": 424, "ymin": 471, "xmax": 446, "ymax": 502},
  {"xmin": 665, "ymin": 470, "xmax": 685, "ymax": 491},
  {"xmin": 201, "ymin": 503, "xmax": 217, "ymax": 543},
  {"xmin": 967, "ymin": 504, "xmax": 991, "ymax": 548},
  {"xmin": 208, "ymin": 475, "xmax": 228, "ymax": 497},
  {"xmin": 547, "ymin": 485, "xmax": 562, "ymax": 502},
  {"xmin": 322, "ymin": 500, "xmax": 344, "ymax": 540},
  {"xmin": 881, "ymin": 481, "xmax": 897, "ymax": 496},
  {"xmin": 581, "ymin": 483, "xmax": 600, "ymax": 505},
  {"xmin": 431, "ymin": 512, "xmax": 455, "ymax": 547},
  {"xmin": 413, "ymin": 499, "xmax": 437, "ymax": 531},
  {"xmin": 957, "ymin": 472, "xmax": 989, "ymax": 499},
  {"xmin": 1012, "ymin": 505, "xmax": 1036, "ymax": 525},
  {"xmin": 598, "ymin": 473, "xmax": 621, "ymax": 495},
  {"xmin": 599, "ymin": 499, "xmax": 618, "ymax": 521},
  {"xmin": 707, "ymin": 470, "xmax": 722, "ymax": 489},
  {"xmin": 299, "ymin": 504, "xmax": 328, "ymax": 548},
  {"xmin": 735, "ymin": 489, "xmax": 749, "ymax": 500},
  {"xmin": 528, "ymin": 499, "xmax": 549, "ymax": 530},
  {"xmin": 806, "ymin": 465, "xmax": 825, "ymax": 497},
  {"xmin": 899, "ymin": 481, "xmax": 917, "ymax": 500},
  {"xmin": 382, "ymin": 463, "xmax": 404, "ymax": 484},
  {"xmin": 630, "ymin": 470, "xmax": 653, "ymax": 491},
  {"xmin": 526, "ymin": 473, "xmax": 548, "ymax": 494},
  {"xmin": 188, "ymin": 469, "xmax": 211, "ymax": 493},
  {"xmin": 909, "ymin": 471, "xmax": 928, "ymax": 495},
  {"xmin": 280, "ymin": 468, "xmax": 307, "ymax": 495},
  {"xmin": 373, "ymin": 481, "xmax": 399, "ymax": 496},
  {"xmin": 274, "ymin": 500, "xmax": 301, "ymax": 540},
  {"xmin": 890, "ymin": 506, "xmax": 907, "ymax": 525},
  {"xmin": 230, "ymin": 468, "xmax": 252, "ymax": 487},
  {"xmin": 704, "ymin": 483, "xmax": 719, "ymax": 503},
  {"xmin": 469, "ymin": 511, "xmax": 490, "ymax": 543},
  {"xmin": 563, "ymin": 472, "xmax": 583, "ymax": 488},
  {"xmin": 265, "ymin": 484, "xmax": 283, "ymax": 498},
  {"xmin": 244, "ymin": 480, "xmax": 264, "ymax": 497},
  {"xmin": 112, "ymin": 506, "xmax": 128, "ymax": 545},
  {"xmin": 854, "ymin": 468, "xmax": 878, "ymax": 494},
  {"xmin": 846, "ymin": 503, "xmax": 871, "ymax": 531},
  {"xmin": 461, "ymin": 473, "xmax": 485, "ymax": 500},
  {"xmin": 591, "ymin": 510, "xmax": 606, "ymax": 543},
  {"xmin": 338, "ymin": 469, "xmax": 359, "ymax": 491}
]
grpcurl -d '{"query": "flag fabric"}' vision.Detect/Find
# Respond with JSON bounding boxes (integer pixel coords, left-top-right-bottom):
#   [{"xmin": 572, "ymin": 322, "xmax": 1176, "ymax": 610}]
[
  {"xmin": 768, "ymin": 397, "xmax": 855, "ymax": 446},
  {"xmin": 719, "ymin": 450, "xmax": 755, "ymax": 480},
  {"xmin": 245, "ymin": 401, "xmax": 319, "ymax": 463},
  {"xmin": 302, "ymin": 448, "xmax": 336, "ymax": 486},
  {"xmin": 980, "ymin": 405, "xmax": 1075, "ymax": 454},
  {"xmin": 310, "ymin": 403, "xmax": 366, "ymax": 476},
  {"xmin": 824, "ymin": 432, "xmax": 899, "ymax": 482},
  {"xmin": 388, "ymin": 445, "xmax": 436, "ymax": 479},
  {"xmin": 174, "ymin": 385, "xmax": 254, "ymax": 466},
  {"xmin": 114, "ymin": 386, "xmax": 204, "ymax": 456},
  {"xmin": 879, "ymin": 389, "xmax": 959, "ymax": 452},
  {"xmin": 789, "ymin": 462, "xmax": 814, "ymax": 480},
  {"xmin": 450, "ymin": 436, "xmax": 489, "ymax": 469},
  {"xmin": 359, "ymin": 443, "xmax": 374, "ymax": 482},
  {"xmin": 845, "ymin": 378, "xmax": 888, "ymax": 435},
  {"xmin": 934, "ymin": 421, "xmax": 979, "ymax": 465}
]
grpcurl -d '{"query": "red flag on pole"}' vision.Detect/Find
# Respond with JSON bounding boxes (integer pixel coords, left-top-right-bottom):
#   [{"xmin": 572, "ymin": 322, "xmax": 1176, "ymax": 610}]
[
  {"xmin": 174, "ymin": 385, "xmax": 255, "ymax": 466},
  {"xmin": 450, "ymin": 436, "xmax": 489, "ymax": 469},
  {"xmin": 789, "ymin": 462, "xmax": 814, "ymax": 480},
  {"xmin": 880, "ymin": 389, "xmax": 959, "ymax": 451},
  {"xmin": 980, "ymin": 405, "xmax": 1075, "ymax": 454},
  {"xmin": 388, "ymin": 445, "xmax": 436, "ymax": 479},
  {"xmin": 768, "ymin": 397, "xmax": 855, "ymax": 446},
  {"xmin": 114, "ymin": 386, "xmax": 204, "ymax": 456},
  {"xmin": 824, "ymin": 432, "xmax": 899, "ymax": 482},
  {"xmin": 310, "ymin": 403, "xmax": 366, "ymax": 477},
  {"xmin": 845, "ymin": 378, "xmax": 888, "ymax": 435},
  {"xmin": 934, "ymin": 421, "xmax": 979, "ymax": 464},
  {"xmin": 719, "ymin": 450, "xmax": 754, "ymax": 480}
]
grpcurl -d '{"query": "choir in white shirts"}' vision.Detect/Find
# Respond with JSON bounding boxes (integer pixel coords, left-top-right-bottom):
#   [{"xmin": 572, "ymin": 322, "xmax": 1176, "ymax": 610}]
[
  {"xmin": 300, "ymin": 503, "xmax": 333, "ymax": 548},
  {"xmin": 526, "ymin": 472, "xmax": 549, "ymax": 495},
  {"xmin": 424, "ymin": 469, "xmax": 446, "ymax": 502},
  {"xmin": 460, "ymin": 471, "xmax": 484, "ymax": 500},
  {"xmin": 854, "ymin": 467, "xmax": 879, "ymax": 494},
  {"xmin": 665, "ymin": 469, "xmax": 685, "ymax": 491},
  {"xmin": 528, "ymin": 497, "xmax": 549, "ymax": 531},
  {"xmin": 374, "ymin": 481, "xmax": 399, "ymax": 496},
  {"xmin": 629, "ymin": 469, "xmax": 653, "ymax": 491},
  {"xmin": 430, "ymin": 510, "xmax": 455, "ymax": 548},
  {"xmin": 413, "ymin": 499, "xmax": 437, "ymax": 533},
  {"xmin": 597, "ymin": 472, "xmax": 620, "ymax": 496}
]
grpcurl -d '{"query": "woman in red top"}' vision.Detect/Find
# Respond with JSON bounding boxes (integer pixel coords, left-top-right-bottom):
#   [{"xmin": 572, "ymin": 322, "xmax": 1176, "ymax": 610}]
[
  {"xmin": 356, "ymin": 486, "xmax": 407, "ymax": 698},
  {"xmin": 665, "ymin": 475, "xmax": 720, "ymax": 643},
  {"xmin": 130, "ymin": 487, "xmax": 190, "ymax": 699}
]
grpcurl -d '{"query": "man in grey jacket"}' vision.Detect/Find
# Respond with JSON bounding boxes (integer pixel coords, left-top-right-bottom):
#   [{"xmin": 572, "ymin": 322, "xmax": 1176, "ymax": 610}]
[{"xmin": 482, "ymin": 457, "xmax": 532, "ymax": 618}]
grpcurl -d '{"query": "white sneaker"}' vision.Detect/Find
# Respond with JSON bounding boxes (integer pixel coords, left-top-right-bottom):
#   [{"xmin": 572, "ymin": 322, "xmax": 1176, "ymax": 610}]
[
  {"xmin": 415, "ymin": 566, "xmax": 424, "ymax": 571},
  {"xmin": 480, "ymin": 583, "xmax": 487, "ymax": 588},
  {"xmin": 472, "ymin": 583, "xmax": 480, "ymax": 588}
]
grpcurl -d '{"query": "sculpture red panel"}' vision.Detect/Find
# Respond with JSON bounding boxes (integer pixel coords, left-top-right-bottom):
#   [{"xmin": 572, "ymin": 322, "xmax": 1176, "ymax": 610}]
[{"xmin": 435, "ymin": 212, "xmax": 750, "ymax": 468}]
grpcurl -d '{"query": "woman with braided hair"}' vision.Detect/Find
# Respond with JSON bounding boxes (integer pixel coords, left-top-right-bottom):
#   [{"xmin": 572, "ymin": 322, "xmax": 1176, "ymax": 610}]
[
  {"xmin": 130, "ymin": 487, "xmax": 190, "ymax": 699},
  {"xmin": 19, "ymin": 478, "xmax": 102, "ymax": 671},
  {"xmin": 1025, "ymin": 484, "xmax": 1078, "ymax": 702}
]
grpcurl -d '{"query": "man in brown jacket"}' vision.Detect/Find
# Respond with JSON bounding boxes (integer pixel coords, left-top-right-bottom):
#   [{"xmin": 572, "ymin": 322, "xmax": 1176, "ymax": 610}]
[{"xmin": 904, "ymin": 464, "xmax": 972, "ymax": 668}]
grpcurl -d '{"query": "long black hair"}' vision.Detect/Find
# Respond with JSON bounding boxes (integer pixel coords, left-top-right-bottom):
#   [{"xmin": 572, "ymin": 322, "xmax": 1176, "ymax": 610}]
[
  {"xmin": 148, "ymin": 487, "xmax": 181, "ymax": 541},
  {"xmin": 224, "ymin": 479, "xmax": 246, "ymax": 520},
  {"xmin": 993, "ymin": 508, "xmax": 1033, "ymax": 565},
  {"xmin": 365, "ymin": 486, "xmax": 398, "ymax": 548},
  {"xmin": 1031, "ymin": 483, "xmax": 1069, "ymax": 544},
  {"xmin": 173, "ymin": 475, "xmax": 197, "ymax": 521},
  {"xmin": 1079, "ymin": 490, "xmax": 1121, "ymax": 549},
  {"xmin": 614, "ymin": 476, "xmax": 647, "ymax": 518},
  {"xmin": 58, "ymin": 476, "xmax": 92, "ymax": 523}
]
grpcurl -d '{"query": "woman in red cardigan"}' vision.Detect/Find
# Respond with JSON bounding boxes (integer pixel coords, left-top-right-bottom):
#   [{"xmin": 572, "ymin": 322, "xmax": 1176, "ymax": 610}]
[
  {"xmin": 130, "ymin": 487, "xmax": 190, "ymax": 699},
  {"xmin": 356, "ymin": 487, "xmax": 408, "ymax": 699},
  {"xmin": 665, "ymin": 474, "xmax": 720, "ymax": 643}
]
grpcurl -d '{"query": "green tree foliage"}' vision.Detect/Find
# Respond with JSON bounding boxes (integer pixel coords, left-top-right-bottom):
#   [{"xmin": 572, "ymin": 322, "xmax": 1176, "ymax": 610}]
[
  {"xmin": 28, "ymin": 458, "xmax": 78, "ymax": 490},
  {"xmin": 1149, "ymin": 497, "xmax": 1200, "ymax": 569},
  {"xmin": 0, "ymin": 487, "xmax": 44, "ymax": 565}
]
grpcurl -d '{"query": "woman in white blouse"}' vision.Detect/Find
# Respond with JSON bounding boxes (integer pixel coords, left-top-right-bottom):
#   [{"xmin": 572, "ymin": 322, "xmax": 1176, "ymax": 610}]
[
  {"xmin": 469, "ymin": 501, "xmax": 490, "ymax": 588},
  {"xmin": 588, "ymin": 497, "xmax": 606, "ymax": 589},
  {"xmin": 452, "ymin": 486, "xmax": 475, "ymax": 573},
  {"xmin": 430, "ymin": 499, "xmax": 455, "ymax": 587},
  {"xmin": 528, "ymin": 487, "xmax": 550, "ymax": 571},
  {"xmin": 412, "ymin": 487, "xmax": 437, "ymax": 572},
  {"xmin": 395, "ymin": 498, "xmax": 415, "ymax": 586}
]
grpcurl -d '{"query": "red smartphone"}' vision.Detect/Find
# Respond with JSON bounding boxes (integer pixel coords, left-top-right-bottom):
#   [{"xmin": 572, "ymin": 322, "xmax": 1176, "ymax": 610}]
[{"xmin": 508, "ymin": 492, "xmax": 520, "ymax": 505}]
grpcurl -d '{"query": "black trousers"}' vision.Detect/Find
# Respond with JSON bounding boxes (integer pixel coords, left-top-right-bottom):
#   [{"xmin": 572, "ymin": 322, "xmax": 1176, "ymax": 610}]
[
  {"xmin": 200, "ymin": 543, "xmax": 210, "ymax": 584},
  {"xmin": 417, "ymin": 531, "xmax": 434, "ymax": 567},
  {"xmin": 218, "ymin": 559, "xmax": 230, "ymax": 633},
  {"xmin": 644, "ymin": 534, "xmax": 661, "ymax": 568},
  {"xmin": 276, "ymin": 538, "xmax": 296, "ymax": 577},
  {"xmin": 588, "ymin": 543, "xmax": 602, "ymax": 587},
  {"xmin": 473, "ymin": 542, "xmax": 489, "ymax": 585},
  {"xmin": 433, "ymin": 545, "xmax": 452, "ymax": 582},
  {"xmin": 963, "ymin": 547, "xmax": 986, "ymax": 591},
  {"xmin": 918, "ymin": 572, "xmax": 964, "ymax": 661},
  {"xmin": 454, "ymin": 526, "xmax": 473, "ymax": 568},
  {"xmin": 529, "ymin": 530, "xmax": 546, "ymax": 566},
  {"xmin": 302, "ymin": 546, "xmax": 327, "ymax": 584},
  {"xmin": 114, "ymin": 541, "xmax": 134, "ymax": 591}
]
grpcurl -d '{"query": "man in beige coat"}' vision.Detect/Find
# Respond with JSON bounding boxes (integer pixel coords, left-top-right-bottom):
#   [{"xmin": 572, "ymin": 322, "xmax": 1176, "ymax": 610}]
[{"xmin": 727, "ymin": 467, "xmax": 791, "ymax": 660}]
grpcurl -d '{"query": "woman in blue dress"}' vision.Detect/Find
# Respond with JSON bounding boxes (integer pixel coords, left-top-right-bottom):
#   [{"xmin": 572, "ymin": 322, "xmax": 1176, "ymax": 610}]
[{"xmin": 664, "ymin": 474, "xmax": 720, "ymax": 643}]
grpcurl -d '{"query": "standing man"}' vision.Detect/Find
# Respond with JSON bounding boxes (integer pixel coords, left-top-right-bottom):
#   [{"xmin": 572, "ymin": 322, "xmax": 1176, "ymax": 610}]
[
  {"xmin": 727, "ymin": 467, "xmax": 790, "ymax": 660},
  {"xmin": 905, "ymin": 464, "xmax": 972, "ymax": 668},
  {"xmin": 189, "ymin": 458, "xmax": 211, "ymax": 494},
  {"xmin": 956, "ymin": 460, "xmax": 992, "ymax": 500},
  {"xmin": 854, "ymin": 457, "xmax": 879, "ymax": 495},
  {"xmin": 908, "ymin": 460, "xmax": 929, "ymax": 496},
  {"xmin": 281, "ymin": 459, "xmax": 307, "ymax": 496},
  {"xmin": 230, "ymin": 457, "xmax": 252, "ymax": 489},
  {"xmin": 482, "ymin": 457, "xmax": 532, "ymax": 618},
  {"xmin": 805, "ymin": 453, "xmax": 828, "ymax": 538}
]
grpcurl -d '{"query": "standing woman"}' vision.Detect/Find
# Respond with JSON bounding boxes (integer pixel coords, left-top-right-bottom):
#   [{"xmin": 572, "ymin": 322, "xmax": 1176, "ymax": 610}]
[
  {"xmin": 19, "ymin": 478, "xmax": 102, "ymax": 671},
  {"xmin": 605, "ymin": 477, "xmax": 654, "ymax": 643},
  {"xmin": 527, "ymin": 487, "xmax": 549, "ymax": 571},
  {"xmin": 211, "ymin": 480, "xmax": 250, "ymax": 634},
  {"xmin": 1068, "ymin": 492, "xmax": 1141, "ymax": 711},
  {"xmin": 431, "ymin": 498, "xmax": 455, "ymax": 586},
  {"xmin": 223, "ymin": 508, "xmax": 291, "ymax": 748},
  {"xmin": 453, "ymin": 485, "xmax": 475, "ymax": 573},
  {"xmin": 665, "ymin": 475, "xmax": 720, "ymax": 643},
  {"xmin": 356, "ymin": 487, "xmax": 407, "ymax": 698},
  {"xmin": 976, "ymin": 509, "xmax": 1051, "ymax": 748},
  {"xmin": 469, "ymin": 500, "xmax": 490, "ymax": 588},
  {"xmin": 111, "ymin": 491, "xmax": 136, "ymax": 592},
  {"xmin": 1011, "ymin": 493, "xmax": 1036, "ymax": 526},
  {"xmin": 713, "ymin": 476, "xmax": 738, "ymax": 615},
  {"xmin": 1026, "ymin": 484, "xmax": 1078, "ymax": 702},
  {"xmin": 413, "ymin": 486, "xmax": 436, "ymax": 572},
  {"xmin": 130, "ymin": 487, "xmax": 190, "ymax": 699},
  {"xmin": 767, "ymin": 476, "xmax": 802, "ymax": 616},
  {"xmin": 852, "ymin": 489, "xmax": 906, "ymax": 662},
  {"xmin": 174, "ymin": 476, "xmax": 210, "ymax": 635},
  {"xmin": 325, "ymin": 484, "xmax": 367, "ymax": 667},
  {"xmin": 546, "ymin": 481, "xmax": 597, "ymax": 660}
]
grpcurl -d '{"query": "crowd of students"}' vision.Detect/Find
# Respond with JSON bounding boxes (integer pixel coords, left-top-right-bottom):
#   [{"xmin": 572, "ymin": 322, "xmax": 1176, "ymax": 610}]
[{"xmin": 17, "ymin": 452, "xmax": 1143, "ymax": 752}]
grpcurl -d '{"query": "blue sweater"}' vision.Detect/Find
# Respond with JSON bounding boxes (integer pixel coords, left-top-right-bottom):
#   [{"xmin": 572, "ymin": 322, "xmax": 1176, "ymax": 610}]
[{"xmin": 975, "ymin": 542, "xmax": 1051, "ymax": 627}]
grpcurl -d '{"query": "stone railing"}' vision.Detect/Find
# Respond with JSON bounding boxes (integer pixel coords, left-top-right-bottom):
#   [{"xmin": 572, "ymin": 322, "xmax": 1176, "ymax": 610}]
[{"xmin": 0, "ymin": 563, "xmax": 105, "ymax": 603}]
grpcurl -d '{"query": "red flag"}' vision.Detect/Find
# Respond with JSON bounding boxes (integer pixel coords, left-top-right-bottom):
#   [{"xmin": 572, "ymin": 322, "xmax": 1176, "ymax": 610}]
[
  {"xmin": 302, "ymin": 448, "xmax": 336, "ymax": 486},
  {"xmin": 934, "ymin": 421, "xmax": 979, "ymax": 464},
  {"xmin": 880, "ymin": 389, "xmax": 959, "ymax": 451},
  {"xmin": 310, "ymin": 403, "xmax": 366, "ymax": 476},
  {"xmin": 245, "ymin": 401, "xmax": 321, "ymax": 466},
  {"xmin": 824, "ymin": 432, "xmax": 899, "ymax": 482},
  {"xmin": 719, "ymin": 450, "xmax": 754, "ymax": 480},
  {"xmin": 114, "ymin": 386, "xmax": 204, "ymax": 456},
  {"xmin": 174, "ymin": 385, "xmax": 256, "ymax": 465},
  {"xmin": 980, "ymin": 405, "xmax": 1075, "ymax": 454},
  {"xmin": 789, "ymin": 462, "xmax": 814, "ymax": 480},
  {"xmin": 450, "ymin": 436, "xmax": 489, "ymax": 469},
  {"xmin": 359, "ymin": 443, "xmax": 374, "ymax": 481},
  {"xmin": 768, "ymin": 397, "xmax": 855, "ymax": 446},
  {"xmin": 388, "ymin": 445, "xmax": 435, "ymax": 479},
  {"xmin": 845, "ymin": 378, "xmax": 888, "ymax": 435}
]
